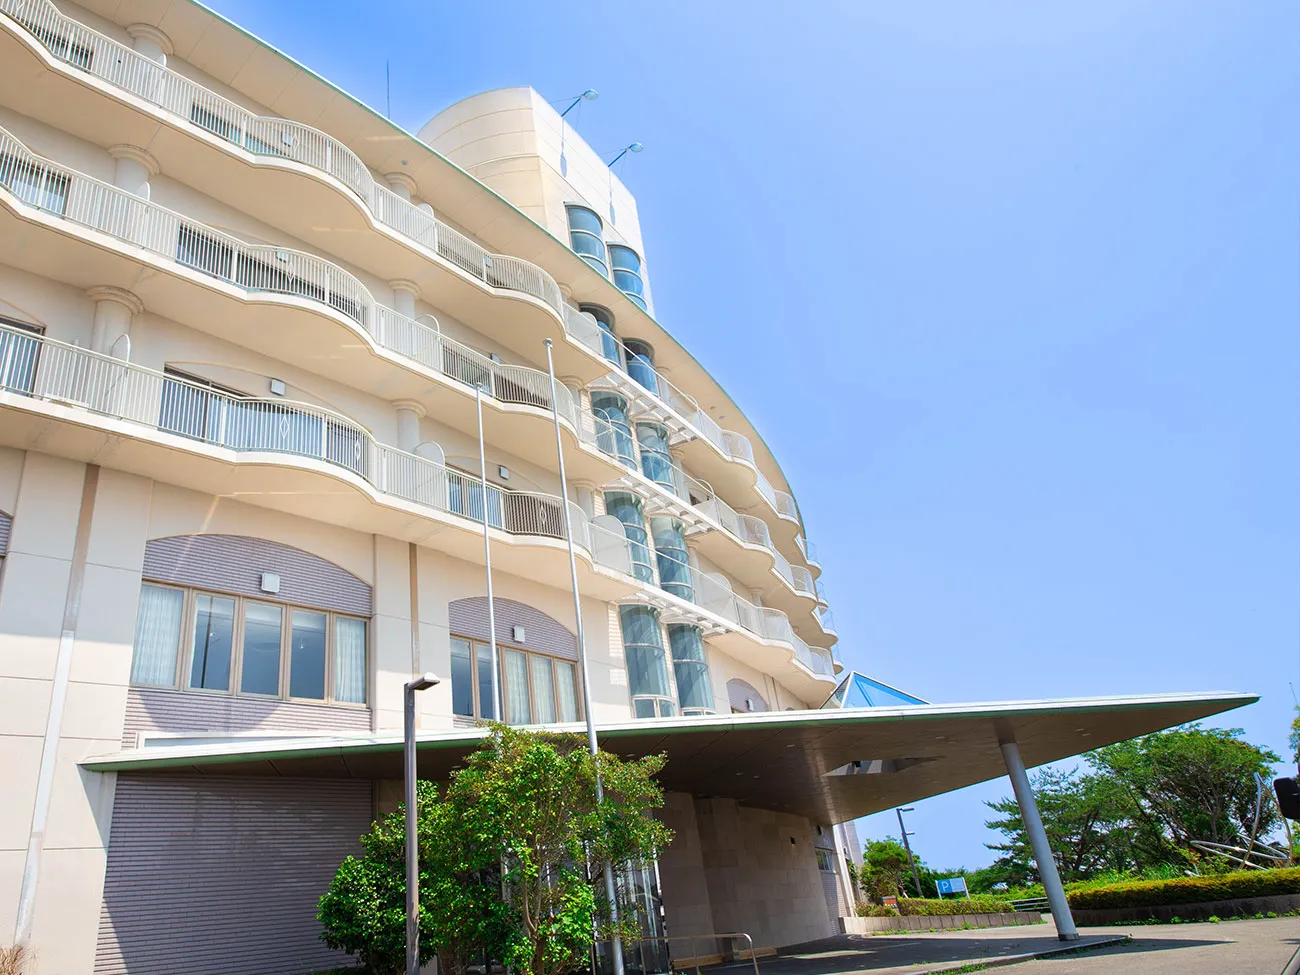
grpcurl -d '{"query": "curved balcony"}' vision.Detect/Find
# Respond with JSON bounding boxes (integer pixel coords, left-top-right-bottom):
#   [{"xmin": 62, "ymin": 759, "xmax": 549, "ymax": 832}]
[
  {"xmin": 0, "ymin": 321, "xmax": 640, "ymax": 599},
  {"xmin": 0, "ymin": 126, "xmax": 628, "ymax": 484},
  {"xmin": 0, "ymin": 320, "xmax": 833, "ymax": 695},
  {"xmin": 0, "ymin": 0, "xmax": 615, "ymax": 379}
]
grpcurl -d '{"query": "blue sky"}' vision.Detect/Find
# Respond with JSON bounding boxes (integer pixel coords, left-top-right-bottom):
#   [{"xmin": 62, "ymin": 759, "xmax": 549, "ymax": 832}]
[{"xmin": 208, "ymin": 0, "xmax": 1300, "ymax": 868}]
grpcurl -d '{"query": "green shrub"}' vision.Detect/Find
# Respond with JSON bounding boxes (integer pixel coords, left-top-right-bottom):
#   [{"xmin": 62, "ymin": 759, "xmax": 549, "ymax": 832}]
[
  {"xmin": 896, "ymin": 896, "xmax": 1014, "ymax": 916},
  {"xmin": 1068, "ymin": 867, "xmax": 1300, "ymax": 910},
  {"xmin": 858, "ymin": 905, "xmax": 900, "ymax": 917}
]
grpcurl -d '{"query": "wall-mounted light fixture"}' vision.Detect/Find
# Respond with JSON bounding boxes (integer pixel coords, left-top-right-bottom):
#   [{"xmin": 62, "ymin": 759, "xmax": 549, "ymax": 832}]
[
  {"xmin": 557, "ymin": 89, "xmax": 598, "ymax": 177},
  {"xmin": 605, "ymin": 143, "xmax": 643, "ymax": 224}
]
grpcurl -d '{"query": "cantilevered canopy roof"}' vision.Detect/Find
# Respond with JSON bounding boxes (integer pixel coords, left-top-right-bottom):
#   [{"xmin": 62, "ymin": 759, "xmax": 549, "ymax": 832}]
[{"xmin": 84, "ymin": 692, "xmax": 1256, "ymax": 824}]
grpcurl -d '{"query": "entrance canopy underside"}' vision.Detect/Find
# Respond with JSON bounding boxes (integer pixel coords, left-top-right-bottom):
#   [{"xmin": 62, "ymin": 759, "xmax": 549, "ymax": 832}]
[{"xmin": 84, "ymin": 691, "xmax": 1256, "ymax": 823}]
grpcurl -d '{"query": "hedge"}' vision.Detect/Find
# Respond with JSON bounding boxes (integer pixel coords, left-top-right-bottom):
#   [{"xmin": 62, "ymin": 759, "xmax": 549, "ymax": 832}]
[
  {"xmin": 896, "ymin": 896, "xmax": 1015, "ymax": 916},
  {"xmin": 1067, "ymin": 868, "xmax": 1300, "ymax": 911}
]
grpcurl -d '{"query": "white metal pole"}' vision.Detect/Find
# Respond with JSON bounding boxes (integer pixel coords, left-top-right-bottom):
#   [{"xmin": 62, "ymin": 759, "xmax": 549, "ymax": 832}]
[
  {"xmin": 403, "ymin": 674, "xmax": 439, "ymax": 975},
  {"xmin": 1000, "ymin": 740, "xmax": 1079, "ymax": 941},
  {"xmin": 544, "ymin": 339, "xmax": 625, "ymax": 975},
  {"xmin": 477, "ymin": 385, "xmax": 500, "ymax": 720}
]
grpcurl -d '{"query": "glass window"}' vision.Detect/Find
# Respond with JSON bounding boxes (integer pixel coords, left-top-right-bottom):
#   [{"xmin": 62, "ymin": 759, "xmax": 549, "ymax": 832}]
[
  {"xmin": 239, "ymin": 602, "xmax": 282, "ymax": 696},
  {"xmin": 619, "ymin": 605, "xmax": 675, "ymax": 718},
  {"xmin": 590, "ymin": 392, "xmax": 636, "ymax": 468},
  {"xmin": 623, "ymin": 340, "xmax": 657, "ymax": 395},
  {"xmin": 566, "ymin": 206, "xmax": 608, "ymax": 276},
  {"xmin": 503, "ymin": 648, "xmax": 531, "ymax": 724},
  {"xmin": 581, "ymin": 304, "xmax": 621, "ymax": 365},
  {"xmin": 636, "ymin": 423, "xmax": 677, "ymax": 491},
  {"xmin": 477, "ymin": 642, "xmax": 497, "ymax": 720},
  {"xmin": 555, "ymin": 660, "xmax": 578, "ymax": 722},
  {"xmin": 609, "ymin": 245, "xmax": 646, "ymax": 310},
  {"xmin": 651, "ymin": 517, "xmax": 694, "ymax": 603},
  {"xmin": 531, "ymin": 655, "xmax": 557, "ymax": 724},
  {"xmin": 129, "ymin": 584, "xmax": 367, "ymax": 705},
  {"xmin": 605, "ymin": 492, "xmax": 654, "ymax": 584},
  {"xmin": 189, "ymin": 594, "xmax": 235, "ymax": 691},
  {"xmin": 289, "ymin": 609, "xmax": 327, "ymax": 699},
  {"xmin": 0, "ymin": 319, "xmax": 43, "ymax": 398},
  {"xmin": 450, "ymin": 637, "xmax": 475, "ymax": 717},
  {"xmin": 334, "ymin": 617, "xmax": 367, "ymax": 704},
  {"xmin": 130, "ymin": 584, "xmax": 184, "ymax": 686},
  {"xmin": 668, "ymin": 624, "xmax": 715, "ymax": 714},
  {"xmin": 449, "ymin": 636, "xmax": 579, "ymax": 724}
]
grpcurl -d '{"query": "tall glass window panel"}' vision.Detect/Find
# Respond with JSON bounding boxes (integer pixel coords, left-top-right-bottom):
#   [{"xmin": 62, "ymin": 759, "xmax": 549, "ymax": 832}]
[
  {"xmin": 636, "ymin": 423, "xmax": 677, "ymax": 491},
  {"xmin": 620, "ymin": 605, "xmax": 673, "ymax": 718},
  {"xmin": 0, "ymin": 320, "xmax": 42, "ymax": 397},
  {"xmin": 623, "ymin": 340, "xmax": 658, "ymax": 395},
  {"xmin": 555, "ymin": 660, "xmax": 579, "ymax": 722},
  {"xmin": 566, "ymin": 206, "xmax": 608, "ymax": 276},
  {"xmin": 130, "ymin": 584, "xmax": 183, "ymax": 686},
  {"xmin": 239, "ymin": 602, "xmax": 283, "ymax": 696},
  {"xmin": 334, "ymin": 617, "xmax": 367, "ymax": 704},
  {"xmin": 581, "ymin": 304, "xmax": 621, "ymax": 365},
  {"xmin": 668, "ymin": 624, "xmax": 715, "ymax": 714},
  {"xmin": 530, "ymin": 655, "xmax": 557, "ymax": 724},
  {"xmin": 503, "ymin": 649, "xmax": 531, "ymax": 725},
  {"xmin": 590, "ymin": 392, "xmax": 636, "ymax": 468},
  {"xmin": 189, "ymin": 594, "xmax": 234, "ymax": 691},
  {"xmin": 652, "ymin": 517, "xmax": 694, "ymax": 602},
  {"xmin": 605, "ymin": 492, "xmax": 654, "ymax": 584},
  {"xmin": 450, "ymin": 637, "xmax": 475, "ymax": 717},
  {"xmin": 289, "ymin": 609, "xmax": 327, "ymax": 699},
  {"xmin": 609, "ymin": 245, "xmax": 646, "ymax": 310},
  {"xmin": 477, "ymin": 642, "xmax": 497, "ymax": 720}
]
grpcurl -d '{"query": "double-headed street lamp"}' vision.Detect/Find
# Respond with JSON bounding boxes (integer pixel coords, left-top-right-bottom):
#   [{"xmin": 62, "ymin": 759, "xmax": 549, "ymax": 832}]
[{"xmin": 405, "ymin": 673, "xmax": 440, "ymax": 975}]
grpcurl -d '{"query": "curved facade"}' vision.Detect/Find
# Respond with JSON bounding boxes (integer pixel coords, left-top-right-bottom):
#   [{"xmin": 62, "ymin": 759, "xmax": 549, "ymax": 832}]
[{"xmin": 0, "ymin": 2, "xmax": 849, "ymax": 970}]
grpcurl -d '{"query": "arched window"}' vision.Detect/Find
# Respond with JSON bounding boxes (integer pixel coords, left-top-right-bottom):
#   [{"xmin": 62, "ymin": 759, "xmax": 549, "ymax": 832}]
[
  {"xmin": 623, "ymin": 339, "xmax": 658, "ymax": 395},
  {"xmin": 590, "ymin": 392, "xmax": 636, "ymax": 468},
  {"xmin": 650, "ymin": 517, "xmax": 692, "ymax": 602},
  {"xmin": 580, "ymin": 303, "xmax": 621, "ymax": 365},
  {"xmin": 604, "ymin": 492, "xmax": 654, "ymax": 583},
  {"xmin": 566, "ymin": 206, "xmax": 608, "ymax": 276},
  {"xmin": 636, "ymin": 422, "xmax": 677, "ymax": 491},
  {"xmin": 609, "ymin": 244, "xmax": 646, "ymax": 310}
]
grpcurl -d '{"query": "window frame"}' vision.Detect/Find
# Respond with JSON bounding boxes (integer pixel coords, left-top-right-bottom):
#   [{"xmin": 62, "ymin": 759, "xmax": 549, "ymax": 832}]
[
  {"xmin": 449, "ymin": 634, "xmax": 583, "ymax": 725},
  {"xmin": 565, "ymin": 205, "xmax": 608, "ymax": 277},
  {"xmin": 130, "ymin": 581, "xmax": 369, "ymax": 707}
]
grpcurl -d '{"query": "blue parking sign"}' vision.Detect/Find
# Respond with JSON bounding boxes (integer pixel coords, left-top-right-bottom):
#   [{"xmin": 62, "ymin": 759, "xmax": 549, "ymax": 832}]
[{"xmin": 936, "ymin": 876, "xmax": 967, "ymax": 896}]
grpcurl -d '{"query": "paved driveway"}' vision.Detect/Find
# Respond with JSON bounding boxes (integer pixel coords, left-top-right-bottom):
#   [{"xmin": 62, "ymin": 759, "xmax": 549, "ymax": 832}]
[{"xmin": 722, "ymin": 917, "xmax": 1299, "ymax": 975}]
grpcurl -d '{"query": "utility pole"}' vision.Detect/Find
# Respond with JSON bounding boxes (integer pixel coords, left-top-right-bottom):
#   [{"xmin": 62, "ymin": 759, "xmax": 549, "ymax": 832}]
[{"xmin": 895, "ymin": 806, "xmax": 923, "ymax": 897}]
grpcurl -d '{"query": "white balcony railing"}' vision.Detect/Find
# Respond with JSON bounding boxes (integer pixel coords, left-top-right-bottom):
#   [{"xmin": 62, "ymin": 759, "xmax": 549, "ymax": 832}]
[
  {"xmin": 0, "ymin": 322, "xmax": 631, "ymax": 574},
  {"xmin": 0, "ymin": 0, "xmax": 569, "ymax": 317},
  {"xmin": 0, "ymin": 126, "xmax": 630, "ymax": 461}
]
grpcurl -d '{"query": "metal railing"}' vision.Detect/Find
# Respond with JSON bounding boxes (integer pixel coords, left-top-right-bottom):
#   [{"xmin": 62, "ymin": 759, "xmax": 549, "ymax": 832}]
[
  {"xmin": 817, "ymin": 606, "xmax": 837, "ymax": 636},
  {"xmin": 0, "ymin": 126, "xmax": 633, "ymax": 464},
  {"xmin": 797, "ymin": 535, "xmax": 820, "ymax": 565},
  {"xmin": 0, "ymin": 0, "xmax": 567, "ymax": 317},
  {"xmin": 0, "ymin": 323, "xmax": 631, "ymax": 574}
]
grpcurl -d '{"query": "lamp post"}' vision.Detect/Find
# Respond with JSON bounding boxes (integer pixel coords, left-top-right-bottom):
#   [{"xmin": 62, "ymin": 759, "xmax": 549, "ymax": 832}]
[
  {"xmin": 558, "ymin": 89, "xmax": 598, "ymax": 177},
  {"xmin": 404, "ymin": 673, "xmax": 439, "ymax": 975},
  {"xmin": 604, "ymin": 143, "xmax": 643, "ymax": 224},
  {"xmin": 895, "ymin": 806, "xmax": 923, "ymax": 897},
  {"xmin": 543, "ymin": 338, "xmax": 624, "ymax": 975}
]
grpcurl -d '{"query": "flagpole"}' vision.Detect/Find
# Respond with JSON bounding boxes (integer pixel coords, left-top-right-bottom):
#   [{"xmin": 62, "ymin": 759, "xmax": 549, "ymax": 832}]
[
  {"xmin": 544, "ymin": 339, "xmax": 625, "ymax": 975},
  {"xmin": 477, "ymin": 384, "xmax": 500, "ymax": 721}
]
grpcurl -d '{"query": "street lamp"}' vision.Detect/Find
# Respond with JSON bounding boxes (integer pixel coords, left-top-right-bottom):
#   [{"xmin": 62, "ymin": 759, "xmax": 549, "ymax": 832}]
[
  {"xmin": 405, "ymin": 673, "xmax": 440, "ymax": 975},
  {"xmin": 605, "ymin": 143, "xmax": 643, "ymax": 223},
  {"xmin": 558, "ymin": 89, "xmax": 598, "ymax": 177},
  {"xmin": 895, "ymin": 806, "xmax": 923, "ymax": 897}
]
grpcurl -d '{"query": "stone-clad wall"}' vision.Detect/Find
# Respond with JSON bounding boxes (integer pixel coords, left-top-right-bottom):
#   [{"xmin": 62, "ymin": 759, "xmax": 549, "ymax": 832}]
[{"xmin": 692, "ymin": 798, "xmax": 836, "ymax": 950}]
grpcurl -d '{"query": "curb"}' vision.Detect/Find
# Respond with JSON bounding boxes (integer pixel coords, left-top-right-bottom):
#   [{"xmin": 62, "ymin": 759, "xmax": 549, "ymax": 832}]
[{"xmin": 905, "ymin": 935, "xmax": 1130, "ymax": 974}]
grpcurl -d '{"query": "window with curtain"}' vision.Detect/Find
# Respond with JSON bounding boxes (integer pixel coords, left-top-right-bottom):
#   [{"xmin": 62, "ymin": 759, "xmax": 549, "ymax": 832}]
[
  {"xmin": 127, "ymin": 583, "xmax": 367, "ymax": 705},
  {"xmin": 619, "ymin": 605, "xmax": 675, "ymax": 719},
  {"xmin": 449, "ymin": 635, "xmax": 580, "ymax": 725}
]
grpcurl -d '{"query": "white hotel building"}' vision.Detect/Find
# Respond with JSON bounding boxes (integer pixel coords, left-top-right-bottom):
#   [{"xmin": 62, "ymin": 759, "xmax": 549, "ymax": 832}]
[{"xmin": 0, "ymin": 1, "xmax": 1254, "ymax": 972}]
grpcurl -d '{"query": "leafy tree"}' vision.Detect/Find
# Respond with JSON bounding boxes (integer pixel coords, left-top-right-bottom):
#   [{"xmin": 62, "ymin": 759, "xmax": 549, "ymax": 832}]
[
  {"xmin": 319, "ymin": 725, "xmax": 672, "ymax": 975},
  {"xmin": 859, "ymin": 837, "xmax": 918, "ymax": 902},
  {"xmin": 984, "ymin": 766, "xmax": 1142, "ymax": 885},
  {"xmin": 1289, "ymin": 708, "xmax": 1299, "ymax": 766},
  {"xmin": 1088, "ymin": 725, "xmax": 1280, "ymax": 849}
]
